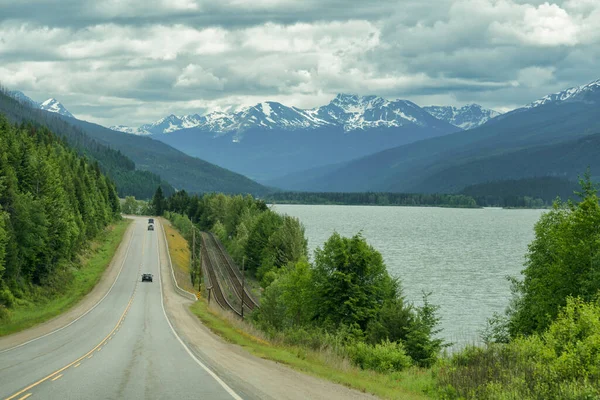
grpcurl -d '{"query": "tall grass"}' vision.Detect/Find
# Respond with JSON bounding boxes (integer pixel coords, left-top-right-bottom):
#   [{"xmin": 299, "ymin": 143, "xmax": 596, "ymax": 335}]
[
  {"xmin": 161, "ymin": 219, "xmax": 196, "ymax": 294},
  {"xmin": 0, "ymin": 219, "xmax": 131, "ymax": 336}
]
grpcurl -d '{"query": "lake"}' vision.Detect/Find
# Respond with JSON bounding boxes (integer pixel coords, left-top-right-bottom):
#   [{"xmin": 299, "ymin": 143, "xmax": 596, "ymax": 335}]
[{"xmin": 272, "ymin": 204, "xmax": 545, "ymax": 347}]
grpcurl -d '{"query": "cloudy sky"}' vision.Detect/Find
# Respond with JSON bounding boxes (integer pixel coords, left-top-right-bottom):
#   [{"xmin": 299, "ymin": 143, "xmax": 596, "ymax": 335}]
[{"xmin": 1, "ymin": 0, "xmax": 599, "ymax": 127}]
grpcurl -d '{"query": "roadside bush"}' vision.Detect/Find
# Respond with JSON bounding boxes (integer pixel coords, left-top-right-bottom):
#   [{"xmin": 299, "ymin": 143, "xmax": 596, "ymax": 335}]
[
  {"xmin": 438, "ymin": 297, "xmax": 600, "ymax": 399},
  {"xmin": 0, "ymin": 286, "xmax": 15, "ymax": 307},
  {"xmin": 348, "ymin": 340, "xmax": 412, "ymax": 373}
]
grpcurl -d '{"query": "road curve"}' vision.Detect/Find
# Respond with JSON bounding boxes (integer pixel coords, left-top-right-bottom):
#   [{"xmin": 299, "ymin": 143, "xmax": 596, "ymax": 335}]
[{"xmin": 0, "ymin": 217, "xmax": 238, "ymax": 400}]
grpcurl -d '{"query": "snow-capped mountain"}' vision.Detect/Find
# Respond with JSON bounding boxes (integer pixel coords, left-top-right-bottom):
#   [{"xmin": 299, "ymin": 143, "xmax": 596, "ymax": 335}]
[
  {"xmin": 311, "ymin": 94, "xmax": 452, "ymax": 132},
  {"xmin": 5, "ymin": 90, "xmax": 76, "ymax": 119},
  {"xmin": 113, "ymin": 94, "xmax": 455, "ymax": 136},
  {"xmin": 39, "ymin": 98, "xmax": 75, "ymax": 118},
  {"xmin": 108, "ymin": 125, "xmax": 151, "ymax": 135},
  {"xmin": 525, "ymin": 79, "xmax": 600, "ymax": 109},
  {"xmin": 423, "ymin": 104, "xmax": 501, "ymax": 130},
  {"xmin": 7, "ymin": 90, "xmax": 40, "ymax": 108}
]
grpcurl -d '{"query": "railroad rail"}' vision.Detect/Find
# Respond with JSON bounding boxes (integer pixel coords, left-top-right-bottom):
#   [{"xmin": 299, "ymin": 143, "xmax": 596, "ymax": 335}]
[
  {"xmin": 206, "ymin": 232, "xmax": 260, "ymax": 310},
  {"xmin": 200, "ymin": 233, "xmax": 242, "ymax": 317}
]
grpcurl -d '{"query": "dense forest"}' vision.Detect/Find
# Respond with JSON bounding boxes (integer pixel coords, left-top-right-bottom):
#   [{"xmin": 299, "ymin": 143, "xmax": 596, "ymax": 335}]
[
  {"xmin": 0, "ymin": 87, "xmax": 173, "ymax": 199},
  {"xmin": 0, "ymin": 115, "xmax": 120, "ymax": 313},
  {"xmin": 461, "ymin": 177, "xmax": 580, "ymax": 207},
  {"xmin": 264, "ymin": 191, "xmax": 478, "ymax": 207}
]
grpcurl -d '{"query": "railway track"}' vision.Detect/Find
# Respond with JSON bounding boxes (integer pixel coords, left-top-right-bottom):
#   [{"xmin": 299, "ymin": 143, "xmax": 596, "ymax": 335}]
[
  {"xmin": 200, "ymin": 233, "xmax": 242, "ymax": 317},
  {"xmin": 206, "ymin": 232, "xmax": 260, "ymax": 310}
]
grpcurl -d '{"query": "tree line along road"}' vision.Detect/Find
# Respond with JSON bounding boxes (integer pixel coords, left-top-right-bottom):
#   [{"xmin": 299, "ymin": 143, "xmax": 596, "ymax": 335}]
[{"xmin": 0, "ymin": 217, "xmax": 375, "ymax": 400}]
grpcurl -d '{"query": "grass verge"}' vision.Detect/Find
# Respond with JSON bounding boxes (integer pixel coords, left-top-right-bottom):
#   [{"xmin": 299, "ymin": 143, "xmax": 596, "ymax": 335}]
[
  {"xmin": 0, "ymin": 218, "xmax": 132, "ymax": 336},
  {"xmin": 190, "ymin": 300, "xmax": 435, "ymax": 400},
  {"xmin": 161, "ymin": 218, "xmax": 196, "ymax": 294}
]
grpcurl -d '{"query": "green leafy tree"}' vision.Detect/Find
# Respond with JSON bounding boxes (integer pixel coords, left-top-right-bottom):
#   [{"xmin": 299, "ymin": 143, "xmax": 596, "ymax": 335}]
[
  {"xmin": 509, "ymin": 173, "xmax": 600, "ymax": 336},
  {"xmin": 312, "ymin": 232, "xmax": 397, "ymax": 330},
  {"xmin": 245, "ymin": 211, "xmax": 283, "ymax": 276},
  {"xmin": 121, "ymin": 196, "xmax": 139, "ymax": 215},
  {"xmin": 255, "ymin": 258, "xmax": 315, "ymax": 330}
]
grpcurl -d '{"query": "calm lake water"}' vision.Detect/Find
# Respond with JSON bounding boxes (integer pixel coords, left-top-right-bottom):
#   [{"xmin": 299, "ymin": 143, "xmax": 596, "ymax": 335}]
[{"xmin": 272, "ymin": 204, "xmax": 545, "ymax": 347}]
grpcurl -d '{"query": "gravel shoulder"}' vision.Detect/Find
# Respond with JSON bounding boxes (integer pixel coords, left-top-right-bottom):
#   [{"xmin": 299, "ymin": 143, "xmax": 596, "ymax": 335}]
[
  {"xmin": 157, "ymin": 219, "xmax": 377, "ymax": 400},
  {"xmin": 0, "ymin": 218, "xmax": 135, "ymax": 352}
]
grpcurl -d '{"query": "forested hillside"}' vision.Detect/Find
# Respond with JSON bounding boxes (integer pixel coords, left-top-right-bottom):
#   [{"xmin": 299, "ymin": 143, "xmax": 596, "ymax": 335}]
[
  {"xmin": 271, "ymin": 96, "xmax": 600, "ymax": 193},
  {"xmin": 0, "ymin": 115, "xmax": 120, "ymax": 313},
  {"xmin": 0, "ymin": 88, "xmax": 173, "ymax": 199},
  {"xmin": 66, "ymin": 117, "xmax": 270, "ymax": 196},
  {"xmin": 264, "ymin": 191, "xmax": 477, "ymax": 207},
  {"xmin": 461, "ymin": 177, "xmax": 580, "ymax": 207}
]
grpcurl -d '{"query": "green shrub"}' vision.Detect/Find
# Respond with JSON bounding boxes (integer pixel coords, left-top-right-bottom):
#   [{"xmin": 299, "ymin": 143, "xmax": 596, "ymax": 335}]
[
  {"xmin": 0, "ymin": 286, "xmax": 16, "ymax": 307},
  {"xmin": 348, "ymin": 340, "xmax": 412, "ymax": 373},
  {"xmin": 438, "ymin": 297, "xmax": 600, "ymax": 399}
]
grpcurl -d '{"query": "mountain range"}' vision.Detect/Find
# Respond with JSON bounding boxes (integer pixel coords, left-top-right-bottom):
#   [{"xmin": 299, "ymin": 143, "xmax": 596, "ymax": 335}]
[
  {"xmin": 8, "ymin": 91, "xmax": 75, "ymax": 118},
  {"xmin": 111, "ymin": 95, "xmax": 500, "ymax": 135},
  {"xmin": 7, "ymin": 78, "xmax": 600, "ymax": 198},
  {"xmin": 267, "ymin": 78, "xmax": 600, "ymax": 193},
  {"xmin": 108, "ymin": 95, "xmax": 504, "ymax": 181}
]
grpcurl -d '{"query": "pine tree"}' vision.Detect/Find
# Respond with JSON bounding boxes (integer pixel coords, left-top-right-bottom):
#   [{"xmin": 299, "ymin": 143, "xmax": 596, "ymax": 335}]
[{"xmin": 151, "ymin": 186, "xmax": 165, "ymax": 216}]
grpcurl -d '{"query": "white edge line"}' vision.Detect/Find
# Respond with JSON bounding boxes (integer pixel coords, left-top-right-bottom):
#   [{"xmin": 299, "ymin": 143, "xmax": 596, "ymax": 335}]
[
  {"xmin": 160, "ymin": 219, "xmax": 197, "ymax": 301},
  {"xmin": 156, "ymin": 220, "xmax": 243, "ymax": 400},
  {"xmin": 0, "ymin": 218, "xmax": 136, "ymax": 354}
]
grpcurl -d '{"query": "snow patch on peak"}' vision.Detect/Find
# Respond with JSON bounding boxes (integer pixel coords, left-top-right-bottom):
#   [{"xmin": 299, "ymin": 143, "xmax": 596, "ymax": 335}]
[
  {"xmin": 109, "ymin": 125, "xmax": 152, "ymax": 135},
  {"xmin": 525, "ymin": 78, "xmax": 600, "ymax": 109},
  {"xmin": 115, "ymin": 93, "xmax": 459, "ymax": 136},
  {"xmin": 423, "ymin": 104, "xmax": 502, "ymax": 130},
  {"xmin": 39, "ymin": 98, "xmax": 74, "ymax": 118}
]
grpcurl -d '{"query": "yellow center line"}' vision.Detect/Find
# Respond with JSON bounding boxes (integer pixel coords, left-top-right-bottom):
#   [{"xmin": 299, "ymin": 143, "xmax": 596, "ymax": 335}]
[
  {"xmin": 87, "ymin": 354, "xmax": 93, "ymax": 359},
  {"xmin": 73, "ymin": 363, "xmax": 81, "ymax": 368},
  {"xmin": 51, "ymin": 374, "xmax": 63, "ymax": 382},
  {"xmin": 4, "ymin": 222, "xmax": 147, "ymax": 400}
]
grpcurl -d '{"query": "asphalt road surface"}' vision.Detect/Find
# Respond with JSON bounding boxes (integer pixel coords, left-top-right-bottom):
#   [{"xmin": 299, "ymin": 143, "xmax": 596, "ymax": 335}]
[{"xmin": 0, "ymin": 217, "xmax": 239, "ymax": 400}]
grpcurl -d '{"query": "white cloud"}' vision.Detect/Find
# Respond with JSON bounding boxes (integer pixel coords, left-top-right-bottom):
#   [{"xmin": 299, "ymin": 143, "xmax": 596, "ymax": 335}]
[
  {"xmin": 0, "ymin": 0, "xmax": 598, "ymax": 126},
  {"xmin": 174, "ymin": 64, "xmax": 226, "ymax": 90},
  {"xmin": 517, "ymin": 66, "xmax": 556, "ymax": 87},
  {"xmin": 490, "ymin": 2, "xmax": 580, "ymax": 46}
]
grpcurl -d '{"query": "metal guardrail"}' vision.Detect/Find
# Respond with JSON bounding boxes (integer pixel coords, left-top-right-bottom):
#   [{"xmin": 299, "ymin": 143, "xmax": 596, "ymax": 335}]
[{"xmin": 159, "ymin": 219, "xmax": 197, "ymax": 302}]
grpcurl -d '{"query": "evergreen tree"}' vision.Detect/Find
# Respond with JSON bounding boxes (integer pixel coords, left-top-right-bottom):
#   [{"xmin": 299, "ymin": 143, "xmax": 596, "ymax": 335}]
[{"xmin": 151, "ymin": 186, "xmax": 165, "ymax": 216}]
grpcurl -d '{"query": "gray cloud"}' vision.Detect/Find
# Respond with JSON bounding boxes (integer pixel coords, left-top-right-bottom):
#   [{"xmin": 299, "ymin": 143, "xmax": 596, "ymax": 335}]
[{"xmin": 0, "ymin": 0, "xmax": 599, "ymax": 126}]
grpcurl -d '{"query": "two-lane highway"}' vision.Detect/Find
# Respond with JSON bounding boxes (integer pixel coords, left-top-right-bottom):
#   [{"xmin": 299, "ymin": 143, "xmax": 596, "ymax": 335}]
[{"xmin": 0, "ymin": 217, "xmax": 239, "ymax": 400}]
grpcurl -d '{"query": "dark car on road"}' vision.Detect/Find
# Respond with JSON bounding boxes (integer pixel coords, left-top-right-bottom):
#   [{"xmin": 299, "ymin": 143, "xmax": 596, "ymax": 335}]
[
  {"xmin": 148, "ymin": 224, "xmax": 154, "ymax": 231},
  {"xmin": 148, "ymin": 218, "xmax": 154, "ymax": 224},
  {"xmin": 142, "ymin": 273, "xmax": 153, "ymax": 282}
]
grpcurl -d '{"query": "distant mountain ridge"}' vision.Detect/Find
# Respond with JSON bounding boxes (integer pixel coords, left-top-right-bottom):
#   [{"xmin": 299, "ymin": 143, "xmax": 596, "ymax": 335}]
[
  {"xmin": 267, "ymin": 77, "xmax": 600, "ymax": 193},
  {"xmin": 7, "ymin": 90, "xmax": 75, "ymax": 118},
  {"xmin": 423, "ymin": 104, "xmax": 501, "ymax": 130},
  {"xmin": 2, "ymin": 87, "xmax": 269, "ymax": 196},
  {"xmin": 523, "ymin": 79, "xmax": 600, "ymax": 109},
  {"xmin": 110, "ymin": 94, "xmax": 493, "ymax": 136}
]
